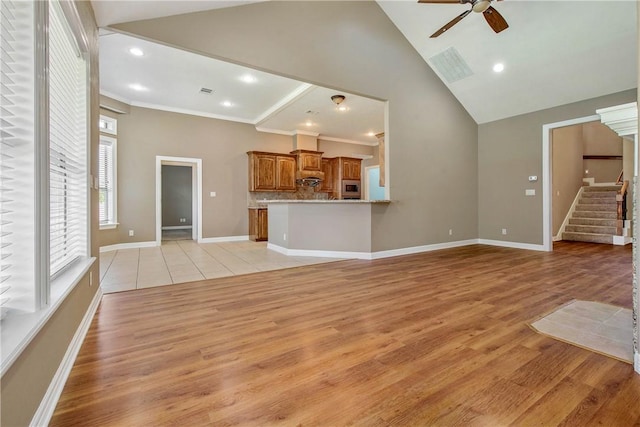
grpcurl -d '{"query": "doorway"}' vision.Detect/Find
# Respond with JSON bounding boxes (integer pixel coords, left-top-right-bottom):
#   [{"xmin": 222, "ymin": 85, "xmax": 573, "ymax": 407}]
[
  {"xmin": 364, "ymin": 165, "xmax": 385, "ymax": 201},
  {"xmin": 155, "ymin": 156, "xmax": 202, "ymax": 246}
]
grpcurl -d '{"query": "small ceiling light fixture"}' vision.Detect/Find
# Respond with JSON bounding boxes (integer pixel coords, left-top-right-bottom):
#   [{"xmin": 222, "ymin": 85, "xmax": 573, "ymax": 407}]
[
  {"xmin": 221, "ymin": 100, "xmax": 233, "ymax": 107},
  {"xmin": 240, "ymin": 74, "xmax": 257, "ymax": 84},
  {"xmin": 129, "ymin": 47, "xmax": 144, "ymax": 57},
  {"xmin": 331, "ymin": 94, "xmax": 348, "ymax": 112},
  {"xmin": 305, "ymin": 120, "xmax": 313, "ymax": 127},
  {"xmin": 367, "ymin": 131, "xmax": 376, "ymax": 137},
  {"xmin": 128, "ymin": 83, "xmax": 148, "ymax": 91},
  {"xmin": 493, "ymin": 62, "xmax": 505, "ymax": 73}
]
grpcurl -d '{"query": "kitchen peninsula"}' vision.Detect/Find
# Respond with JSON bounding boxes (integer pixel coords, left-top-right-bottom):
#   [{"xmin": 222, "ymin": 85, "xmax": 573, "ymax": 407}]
[{"xmin": 266, "ymin": 199, "xmax": 391, "ymax": 258}]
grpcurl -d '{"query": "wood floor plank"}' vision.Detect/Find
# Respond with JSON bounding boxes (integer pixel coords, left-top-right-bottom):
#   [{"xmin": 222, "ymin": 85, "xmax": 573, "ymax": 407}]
[{"xmin": 51, "ymin": 241, "xmax": 638, "ymax": 426}]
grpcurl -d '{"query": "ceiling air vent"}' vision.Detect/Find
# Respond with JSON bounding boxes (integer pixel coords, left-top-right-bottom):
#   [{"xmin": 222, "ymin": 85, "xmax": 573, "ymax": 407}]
[
  {"xmin": 427, "ymin": 47, "xmax": 474, "ymax": 84},
  {"xmin": 199, "ymin": 87, "xmax": 214, "ymax": 95}
]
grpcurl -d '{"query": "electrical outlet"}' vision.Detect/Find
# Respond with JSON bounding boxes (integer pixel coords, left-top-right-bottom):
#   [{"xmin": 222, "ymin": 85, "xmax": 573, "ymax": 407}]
[
  {"xmin": 502, "ymin": 228, "xmax": 507, "ymax": 235},
  {"xmin": 283, "ymin": 233, "xmax": 287, "ymax": 241},
  {"xmin": 449, "ymin": 229, "xmax": 453, "ymax": 236},
  {"xmin": 129, "ymin": 230, "xmax": 134, "ymax": 237}
]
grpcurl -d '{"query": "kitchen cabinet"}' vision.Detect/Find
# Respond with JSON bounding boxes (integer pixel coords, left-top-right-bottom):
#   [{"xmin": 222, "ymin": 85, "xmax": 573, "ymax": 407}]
[
  {"xmin": 247, "ymin": 151, "xmax": 297, "ymax": 192},
  {"xmin": 248, "ymin": 208, "xmax": 268, "ymax": 241},
  {"xmin": 317, "ymin": 158, "xmax": 334, "ymax": 193},
  {"xmin": 339, "ymin": 157, "xmax": 362, "ymax": 180},
  {"xmin": 291, "ymin": 149, "xmax": 322, "ymax": 172}
]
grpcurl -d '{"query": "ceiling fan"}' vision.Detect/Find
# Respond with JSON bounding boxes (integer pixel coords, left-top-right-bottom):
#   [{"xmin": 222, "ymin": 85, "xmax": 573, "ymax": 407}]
[{"xmin": 419, "ymin": 0, "xmax": 509, "ymax": 38}]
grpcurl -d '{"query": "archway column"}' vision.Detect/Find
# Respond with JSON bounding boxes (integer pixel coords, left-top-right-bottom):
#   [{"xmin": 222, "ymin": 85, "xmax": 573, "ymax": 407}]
[{"xmin": 597, "ymin": 102, "xmax": 639, "ymax": 373}]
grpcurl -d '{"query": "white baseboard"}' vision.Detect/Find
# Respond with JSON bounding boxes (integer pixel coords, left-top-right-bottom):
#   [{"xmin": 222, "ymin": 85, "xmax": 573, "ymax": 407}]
[
  {"xmin": 30, "ymin": 288, "xmax": 103, "ymax": 427},
  {"xmin": 161, "ymin": 226, "xmax": 192, "ymax": 230},
  {"xmin": 477, "ymin": 239, "xmax": 547, "ymax": 252},
  {"xmin": 267, "ymin": 243, "xmax": 371, "ymax": 259},
  {"xmin": 370, "ymin": 239, "xmax": 479, "ymax": 259},
  {"xmin": 100, "ymin": 241, "xmax": 157, "ymax": 252},
  {"xmin": 198, "ymin": 235, "xmax": 249, "ymax": 244},
  {"xmin": 613, "ymin": 235, "xmax": 632, "ymax": 246},
  {"xmin": 635, "ymin": 351, "xmax": 640, "ymax": 374}
]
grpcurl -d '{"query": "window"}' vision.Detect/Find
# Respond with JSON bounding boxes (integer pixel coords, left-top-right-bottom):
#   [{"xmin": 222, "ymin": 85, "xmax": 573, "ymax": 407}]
[
  {"xmin": 49, "ymin": 0, "xmax": 88, "ymax": 276},
  {"xmin": 99, "ymin": 133, "xmax": 117, "ymax": 228},
  {"xmin": 0, "ymin": 0, "xmax": 92, "ymax": 372}
]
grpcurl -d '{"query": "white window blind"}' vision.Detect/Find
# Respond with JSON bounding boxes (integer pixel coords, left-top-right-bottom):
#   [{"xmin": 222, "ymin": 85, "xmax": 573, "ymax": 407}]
[
  {"xmin": 49, "ymin": 1, "xmax": 88, "ymax": 277},
  {"xmin": 98, "ymin": 136, "xmax": 116, "ymax": 225},
  {"xmin": 0, "ymin": 0, "xmax": 37, "ymax": 315}
]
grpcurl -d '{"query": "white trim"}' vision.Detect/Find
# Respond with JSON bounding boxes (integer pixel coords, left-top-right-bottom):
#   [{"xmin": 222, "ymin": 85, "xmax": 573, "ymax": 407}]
[
  {"xmin": 267, "ymin": 243, "xmax": 371, "ymax": 259},
  {"xmin": 134, "ymin": 101, "xmax": 255, "ymax": 124},
  {"xmin": 255, "ymin": 127, "xmax": 296, "ymax": 136},
  {"xmin": 370, "ymin": 239, "xmax": 480, "ymax": 259},
  {"xmin": 318, "ymin": 135, "xmax": 377, "ymax": 146},
  {"xmin": 99, "ymin": 89, "xmax": 131, "ymax": 107},
  {"xmin": 29, "ymin": 288, "xmax": 102, "ymax": 427},
  {"xmin": 161, "ymin": 225, "xmax": 192, "ymax": 230},
  {"xmin": 635, "ymin": 350, "xmax": 640, "ymax": 374},
  {"xmin": 254, "ymin": 83, "xmax": 314, "ymax": 125},
  {"xmin": 293, "ymin": 129, "xmax": 320, "ymax": 137},
  {"xmin": 477, "ymin": 239, "xmax": 546, "ymax": 252},
  {"xmin": 1, "ymin": 257, "xmax": 95, "ymax": 376},
  {"xmin": 99, "ymin": 222, "xmax": 118, "ymax": 230},
  {"xmin": 198, "ymin": 235, "xmax": 249, "ymax": 244},
  {"xmin": 596, "ymin": 102, "xmax": 638, "ymax": 137},
  {"xmin": 99, "ymin": 241, "xmax": 157, "ymax": 253},
  {"xmin": 612, "ymin": 235, "xmax": 632, "ymax": 246},
  {"xmin": 543, "ymin": 114, "xmax": 600, "ymax": 252},
  {"xmin": 554, "ymin": 187, "xmax": 584, "ymax": 242},
  {"xmin": 268, "ymin": 239, "xmax": 548, "ymax": 260},
  {"xmin": 156, "ymin": 156, "xmax": 203, "ymax": 246}
]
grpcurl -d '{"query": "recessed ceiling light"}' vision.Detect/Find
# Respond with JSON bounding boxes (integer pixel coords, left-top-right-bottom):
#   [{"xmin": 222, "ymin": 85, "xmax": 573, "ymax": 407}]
[
  {"xmin": 338, "ymin": 106, "xmax": 348, "ymax": 112},
  {"xmin": 221, "ymin": 100, "xmax": 233, "ymax": 107},
  {"xmin": 128, "ymin": 83, "xmax": 148, "ymax": 91},
  {"xmin": 493, "ymin": 63, "xmax": 505, "ymax": 73},
  {"xmin": 367, "ymin": 132, "xmax": 376, "ymax": 137},
  {"xmin": 305, "ymin": 121, "xmax": 313, "ymax": 127},
  {"xmin": 240, "ymin": 74, "xmax": 257, "ymax": 84},
  {"xmin": 129, "ymin": 47, "xmax": 144, "ymax": 57}
]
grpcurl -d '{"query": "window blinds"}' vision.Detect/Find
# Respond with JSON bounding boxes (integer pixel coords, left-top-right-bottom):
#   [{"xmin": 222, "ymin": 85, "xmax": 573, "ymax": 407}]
[
  {"xmin": 48, "ymin": 2, "xmax": 87, "ymax": 277},
  {"xmin": 0, "ymin": 0, "xmax": 37, "ymax": 314},
  {"xmin": 98, "ymin": 139, "xmax": 114, "ymax": 224}
]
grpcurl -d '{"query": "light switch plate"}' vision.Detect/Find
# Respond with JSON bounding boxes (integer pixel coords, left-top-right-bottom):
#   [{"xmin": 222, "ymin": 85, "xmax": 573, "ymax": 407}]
[
  {"xmin": 525, "ymin": 189, "xmax": 535, "ymax": 196},
  {"xmin": 210, "ymin": 191, "xmax": 216, "ymax": 197},
  {"xmin": 528, "ymin": 175, "xmax": 538, "ymax": 182}
]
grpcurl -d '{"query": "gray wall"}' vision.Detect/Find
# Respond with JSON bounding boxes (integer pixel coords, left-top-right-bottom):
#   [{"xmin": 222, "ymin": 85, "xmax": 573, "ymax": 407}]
[
  {"xmin": 552, "ymin": 125, "xmax": 584, "ymax": 236},
  {"xmin": 113, "ymin": 0, "xmax": 479, "ymax": 253},
  {"xmin": 162, "ymin": 165, "xmax": 193, "ymax": 227},
  {"xmin": 479, "ymin": 89, "xmax": 636, "ymax": 245},
  {"xmin": 98, "ymin": 105, "xmax": 376, "ymax": 247},
  {"xmin": 0, "ymin": 2, "xmax": 101, "ymax": 426}
]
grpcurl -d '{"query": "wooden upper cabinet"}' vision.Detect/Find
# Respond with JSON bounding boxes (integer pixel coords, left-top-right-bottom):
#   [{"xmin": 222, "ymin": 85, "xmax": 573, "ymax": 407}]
[
  {"xmin": 341, "ymin": 158, "xmax": 362, "ymax": 180},
  {"xmin": 249, "ymin": 153, "xmax": 276, "ymax": 191},
  {"xmin": 290, "ymin": 150, "xmax": 322, "ymax": 172},
  {"xmin": 276, "ymin": 156, "xmax": 296, "ymax": 191},
  {"xmin": 318, "ymin": 158, "xmax": 334, "ymax": 193},
  {"xmin": 247, "ymin": 151, "xmax": 297, "ymax": 192}
]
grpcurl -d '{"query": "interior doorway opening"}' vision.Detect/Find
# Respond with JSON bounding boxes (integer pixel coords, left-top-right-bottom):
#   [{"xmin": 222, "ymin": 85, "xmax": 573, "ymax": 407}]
[{"xmin": 155, "ymin": 156, "xmax": 202, "ymax": 246}]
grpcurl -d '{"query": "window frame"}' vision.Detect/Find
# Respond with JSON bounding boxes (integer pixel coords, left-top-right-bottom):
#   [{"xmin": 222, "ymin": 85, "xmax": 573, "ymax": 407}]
[{"xmin": 98, "ymin": 132, "xmax": 118, "ymax": 230}]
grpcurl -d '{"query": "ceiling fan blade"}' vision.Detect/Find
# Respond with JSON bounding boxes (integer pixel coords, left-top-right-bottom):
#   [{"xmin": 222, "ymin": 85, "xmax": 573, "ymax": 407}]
[
  {"xmin": 483, "ymin": 6, "xmax": 509, "ymax": 33},
  {"xmin": 430, "ymin": 9, "xmax": 472, "ymax": 38},
  {"xmin": 418, "ymin": 0, "xmax": 464, "ymax": 3}
]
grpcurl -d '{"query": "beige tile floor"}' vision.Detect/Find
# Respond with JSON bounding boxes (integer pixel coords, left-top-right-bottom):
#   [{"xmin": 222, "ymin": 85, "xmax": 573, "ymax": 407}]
[
  {"xmin": 100, "ymin": 240, "xmax": 344, "ymax": 294},
  {"xmin": 530, "ymin": 300, "xmax": 633, "ymax": 363}
]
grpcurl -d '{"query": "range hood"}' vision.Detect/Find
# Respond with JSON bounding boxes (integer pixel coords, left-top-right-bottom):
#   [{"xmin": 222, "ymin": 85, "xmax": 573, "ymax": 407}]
[{"xmin": 296, "ymin": 170, "xmax": 324, "ymax": 187}]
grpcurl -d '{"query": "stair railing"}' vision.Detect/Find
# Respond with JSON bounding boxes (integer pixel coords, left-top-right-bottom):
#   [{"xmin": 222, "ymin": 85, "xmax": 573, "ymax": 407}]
[
  {"xmin": 617, "ymin": 180, "xmax": 629, "ymax": 222},
  {"xmin": 616, "ymin": 170, "xmax": 624, "ymax": 184}
]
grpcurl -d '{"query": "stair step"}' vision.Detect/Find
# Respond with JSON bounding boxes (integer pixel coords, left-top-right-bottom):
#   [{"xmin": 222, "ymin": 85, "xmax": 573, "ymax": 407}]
[
  {"xmin": 581, "ymin": 191, "xmax": 617, "ymax": 199},
  {"xmin": 578, "ymin": 197, "xmax": 616, "ymax": 204},
  {"xmin": 572, "ymin": 211, "xmax": 618, "ymax": 219},
  {"xmin": 583, "ymin": 185, "xmax": 622, "ymax": 192},
  {"xmin": 562, "ymin": 232, "xmax": 613, "ymax": 244},
  {"xmin": 569, "ymin": 218, "xmax": 619, "ymax": 227},
  {"xmin": 565, "ymin": 224, "xmax": 620, "ymax": 235},
  {"xmin": 576, "ymin": 202, "xmax": 618, "ymax": 212}
]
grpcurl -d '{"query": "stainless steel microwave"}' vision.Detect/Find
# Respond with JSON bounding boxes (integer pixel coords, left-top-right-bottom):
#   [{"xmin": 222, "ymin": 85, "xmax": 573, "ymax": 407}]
[{"xmin": 342, "ymin": 180, "xmax": 361, "ymax": 199}]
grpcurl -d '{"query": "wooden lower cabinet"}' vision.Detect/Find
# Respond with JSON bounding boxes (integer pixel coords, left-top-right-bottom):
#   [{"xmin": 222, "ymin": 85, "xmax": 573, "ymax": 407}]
[{"xmin": 248, "ymin": 208, "xmax": 268, "ymax": 241}]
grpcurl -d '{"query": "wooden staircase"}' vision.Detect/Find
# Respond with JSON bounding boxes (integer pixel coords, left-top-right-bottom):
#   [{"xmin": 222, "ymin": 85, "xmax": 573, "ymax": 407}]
[{"xmin": 562, "ymin": 185, "xmax": 626, "ymax": 244}]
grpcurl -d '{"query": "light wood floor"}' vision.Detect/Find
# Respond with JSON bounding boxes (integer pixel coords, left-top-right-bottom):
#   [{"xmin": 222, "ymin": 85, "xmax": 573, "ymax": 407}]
[{"xmin": 51, "ymin": 242, "xmax": 639, "ymax": 426}]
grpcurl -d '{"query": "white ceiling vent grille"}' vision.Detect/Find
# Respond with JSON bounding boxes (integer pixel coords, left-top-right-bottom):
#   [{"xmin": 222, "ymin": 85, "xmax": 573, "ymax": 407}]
[
  {"xmin": 199, "ymin": 87, "xmax": 213, "ymax": 95},
  {"xmin": 428, "ymin": 47, "xmax": 474, "ymax": 84}
]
